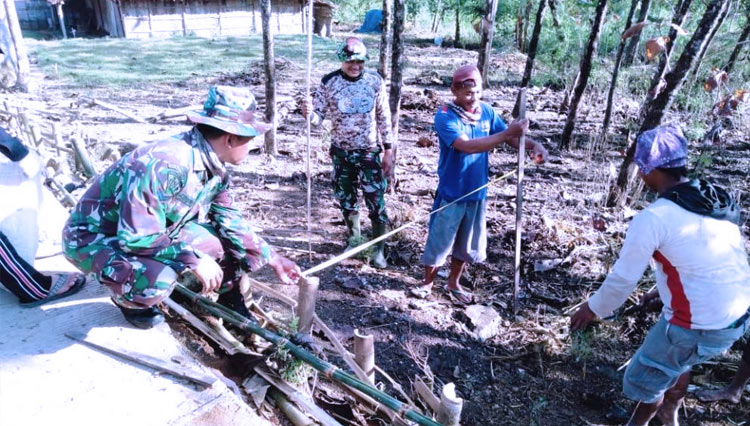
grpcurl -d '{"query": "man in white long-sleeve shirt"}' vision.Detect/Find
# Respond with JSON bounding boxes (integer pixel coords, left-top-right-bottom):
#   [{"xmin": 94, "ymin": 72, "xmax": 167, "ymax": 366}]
[{"xmin": 570, "ymin": 125, "xmax": 750, "ymax": 426}]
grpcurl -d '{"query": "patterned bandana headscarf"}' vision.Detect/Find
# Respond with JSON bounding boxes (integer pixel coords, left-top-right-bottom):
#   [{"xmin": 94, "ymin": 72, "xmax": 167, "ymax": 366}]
[
  {"xmin": 447, "ymin": 101, "xmax": 482, "ymax": 125},
  {"xmin": 336, "ymin": 37, "xmax": 369, "ymax": 62},
  {"xmin": 634, "ymin": 125, "xmax": 688, "ymax": 175}
]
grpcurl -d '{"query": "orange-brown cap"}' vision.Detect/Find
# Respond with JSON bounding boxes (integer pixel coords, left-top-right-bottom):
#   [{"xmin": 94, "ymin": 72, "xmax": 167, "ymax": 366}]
[{"xmin": 451, "ymin": 65, "xmax": 482, "ymax": 89}]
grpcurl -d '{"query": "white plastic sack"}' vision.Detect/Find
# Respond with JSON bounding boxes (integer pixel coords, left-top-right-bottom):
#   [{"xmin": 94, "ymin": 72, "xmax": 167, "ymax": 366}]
[{"xmin": 0, "ymin": 151, "xmax": 43, "ymax": 265}]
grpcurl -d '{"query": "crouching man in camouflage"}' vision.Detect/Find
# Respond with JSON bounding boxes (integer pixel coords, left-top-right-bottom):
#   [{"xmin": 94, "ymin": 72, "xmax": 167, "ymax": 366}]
[
  {"xmin": 299, "ymin": 37, "xmax": 394, "ymax": 268},
  {"xmin": 63, "ymin": 86, "xmax": 301, "ymax": 329}
]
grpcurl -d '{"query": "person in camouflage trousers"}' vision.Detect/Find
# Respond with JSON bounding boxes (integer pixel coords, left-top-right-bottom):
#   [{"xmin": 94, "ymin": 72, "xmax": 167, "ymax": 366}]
[
  {"xmin": 300, "ymin": 36, "xmax": 394, "ymax": 268},
  {"xmin": 63, "ymin": 86, "xmax": 301, "ymax": 329}
]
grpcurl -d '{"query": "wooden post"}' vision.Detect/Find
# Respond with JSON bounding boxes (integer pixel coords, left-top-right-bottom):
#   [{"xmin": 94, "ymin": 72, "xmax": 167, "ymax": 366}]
[
  {"xmin": 513, "ymin": 89, "xmax": 526, "ymax": 316},
  {"xmin": 353, "ymin": 329, "xmax": 375, "ymax": 385},
  {"xmin": 181, "ymin": 0, "xmax": 187, "ymax": 36},
  {"xmin": 297, "ymin": 276, "xmax": 318, "ymax": 334},
  {"xmin": 260, "ymin": 0, "xmax": 277, "ymax": 155},
  {"xmin": 436, "ymin": 383, "xmax": 463, "ymax": 425},
  {"xmin": 56, "ymin": 3, "xmax": 67, "ymax": 39}
]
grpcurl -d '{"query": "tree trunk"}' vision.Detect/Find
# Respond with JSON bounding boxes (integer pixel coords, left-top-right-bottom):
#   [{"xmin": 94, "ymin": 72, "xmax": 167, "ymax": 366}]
[
  {"xmin": 477, "ymin": 0, "xmax": 499, "ymax": 88},
  {"xmin": 0, "ymin": 0, "xmax": 30, "ymax": 91},
  {"xmin": 260, "ymin": 0, "xmax": 277, "ymax": 155},
  {"xmin": 689, "ymin": 0, "xmax": 731, "ymax": 80},
  {"xmin": 724, "ymin": 15, "xmax": 750, "ymax": 74},
  {"xmin": 56, "ymin": 3, "xmax": 67, "ymax": 39},
  {"xmin": 378, "ymin": 0, "xmax": 392, "ymax": 79},
  {"xmin": 599, "ymin": 0, "xmax": 639, "ymax": 144},
  {"xmin": 454, "ymin": 0, "xmax": 460, "ymax": 47},
  {"xmin": 515, "ymin": 0, "xmax": 527, "ymax": 52},
  {"xmin": 547, "ymin": 0, "xmax": 564, "ymax": 42},
  {"xmin": 431, "ymin": 0, "xmax": 442, "ymax": 32},
  {"xmin": 513, "ymin": 0, "xmax": 546, "ymax": 117},
  {"xmin": 390, "ymin": 0, "xmax": 405, "ymax": 138},
  {"xmin": 558, "ymin": 0, "xmax": 608, "ymax": 150},
  {"xmin": 388, "ymin": 0, "xmax": 405, "ymax": 190},
  {"xmin": 608, "ymin": 0, "xmax": 731, "ymax": 207},
  {"xmin": 622, "ymin": 0, "xmax": 650, "ymax": 66},
  {"xmin": 521, "ymin": 0, "xmax": 533, "ymax": 52},
  {"xmin": 642, "ymin": 0, "xmax": 693, "ymax": 108}
]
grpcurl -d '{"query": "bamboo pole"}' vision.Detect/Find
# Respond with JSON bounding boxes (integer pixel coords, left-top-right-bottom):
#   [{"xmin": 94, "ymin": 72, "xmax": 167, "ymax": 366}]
[
  {"xmin": 436, "ymin": 383, "xmax": 462, "ymax": 425},
  {"xmin": 513, "ymin": 89, "xmax": 527, "ymax": 316},
  {"xmin": 353, "ymin": 329, "xmax": 375, "ymax": 385},
  {"xmin": 297, "ymin": 276, "xmax": 318, "ymax": 334},
  {"xmin": 173, "ymin": 285, "xmax": 440, "ymax": 426},
  {"xmin": 269, "ymin": 388, "xmax": 316, "ymax": 426}
]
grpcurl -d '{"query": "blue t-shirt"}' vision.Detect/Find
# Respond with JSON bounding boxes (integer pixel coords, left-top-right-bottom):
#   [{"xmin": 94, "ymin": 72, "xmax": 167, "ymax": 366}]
[{"xmin": 433, "ymin": 102, "xmax": 507, "ymax": 203}]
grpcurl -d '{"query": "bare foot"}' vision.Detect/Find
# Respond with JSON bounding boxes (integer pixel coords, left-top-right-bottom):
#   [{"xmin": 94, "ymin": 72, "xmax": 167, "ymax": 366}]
[
  {"xmin": 695, "ymin": 387, "xmax": 742, "ymax": 404},
  {"xmin": 655, "ymin": 400, "xmax": 680, "ymax": 426}
]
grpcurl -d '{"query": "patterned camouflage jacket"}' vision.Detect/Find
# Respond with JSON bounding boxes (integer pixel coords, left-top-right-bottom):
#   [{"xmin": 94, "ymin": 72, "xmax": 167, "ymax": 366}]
[
  {"xmin": 64, "ymin": 128, "xmax": 273, "ymax": 273},
  {"xmin": 311, "ymin": 69, "xmax": 394, "ymax": 151}
]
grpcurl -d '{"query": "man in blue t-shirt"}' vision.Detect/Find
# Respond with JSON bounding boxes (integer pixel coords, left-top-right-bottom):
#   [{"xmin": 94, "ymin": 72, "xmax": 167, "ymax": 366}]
[{"xmin": 414, "ymin": 65, "xmax": 547, "ymax": 304}]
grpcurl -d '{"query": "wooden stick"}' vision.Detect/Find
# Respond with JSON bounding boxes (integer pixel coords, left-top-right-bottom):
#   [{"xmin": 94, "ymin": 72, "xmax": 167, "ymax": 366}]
[
  {"xmin": 297, "ymin": 276, "xmax": 318, "ymax": 334},
  {"xmin": 353, "ymin": 329, "xmax": 375, "ymax": 385},
  {"xmin": 513, "ymin": 88, "xmax": 527, "ymax": 316},
  {"xmin": 269, "ymin": 388, "xmax": 316, "ymax": 426},
  {"xmin": 254, "ymin": 366, "xmax": 343, "ymax": 426},
  {"xmin": 65, "ymin": 331, "xmax": 216, "ymax": 387},
  {"xmin": 86, "ymin": 98, "xmax": 147, "ymax": 123},
  {"xmin": 163, "ymin": 298, "xmax": 253, "ymax": 356},
  {"xmin": 414, "ymin": 376, "xmax": 440, "ymax": 412},
  {"xmin": 247, "ymin": 276, "xmax": 298, "ymax": 308},
  {"xmin": 436, "ymin": 382, "xmax": 463, "ymax": 426}
]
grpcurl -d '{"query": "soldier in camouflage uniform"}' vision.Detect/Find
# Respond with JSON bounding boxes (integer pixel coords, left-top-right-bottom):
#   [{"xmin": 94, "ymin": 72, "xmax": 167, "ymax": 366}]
[
  {"xmin": 63, "ymin": 86, "xmax": 301, "ymax": 329},
  {"xmin": 300, "ymin": 37, "xmax": 394, "ymax": 268}
]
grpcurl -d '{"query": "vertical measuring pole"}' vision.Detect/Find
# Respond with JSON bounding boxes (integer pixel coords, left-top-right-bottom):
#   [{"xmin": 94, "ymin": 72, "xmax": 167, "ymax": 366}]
[
  {"xmin": 305, "ymin": 0, "xmax": 314, "ymax": 261},
  {"xmin": 513, "ymin": 89, "xmax": 527, "ymax": 316}
]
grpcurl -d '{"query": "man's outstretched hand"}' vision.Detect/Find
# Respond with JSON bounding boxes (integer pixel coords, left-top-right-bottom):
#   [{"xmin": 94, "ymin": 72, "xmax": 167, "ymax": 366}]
[
  {"xmin": 269, "ymin": 254, "xmax": 302, "ymax": 285},
  {"xmin": 193, "ymin": 256, "xmax": 224, "ymax": 294},
  {"xmin": 570, "ymin": 302, "xmax": 597, "ymax": 332}
]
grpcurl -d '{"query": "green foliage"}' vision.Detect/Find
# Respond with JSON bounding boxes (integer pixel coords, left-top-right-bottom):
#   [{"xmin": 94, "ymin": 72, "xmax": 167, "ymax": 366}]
[
  {"xmin": 569, "ymin": 328, "xmax": 593, "ymax": 363},
  {"xmin": 529, "ymin": 396, "xmax": 548, "ymax": 426},
  {"xmin": 272, "ymin": 316, "xmax": 315, "ymax": 385}
]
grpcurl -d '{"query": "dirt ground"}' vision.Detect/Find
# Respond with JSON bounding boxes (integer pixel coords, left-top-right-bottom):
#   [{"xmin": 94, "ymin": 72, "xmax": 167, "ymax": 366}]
[{"xmin": 8, "ymin": 35, "xmax": 750, "ymax": 426}]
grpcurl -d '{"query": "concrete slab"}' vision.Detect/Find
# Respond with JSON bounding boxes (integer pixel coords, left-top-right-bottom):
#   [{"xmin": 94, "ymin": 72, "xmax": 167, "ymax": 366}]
[{"xmin": 0, "ymin": 256, "xmax": 269, "ymax": 426}]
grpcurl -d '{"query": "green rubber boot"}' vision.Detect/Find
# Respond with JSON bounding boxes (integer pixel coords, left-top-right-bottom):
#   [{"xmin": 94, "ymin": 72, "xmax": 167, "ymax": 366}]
[
  {"xmin": 371, "ymin": 222, "xmax": 387, "ymax": 269},
  {"xmin": 345, "ymin": 212, "xmax": 361, "ymax": 251}
]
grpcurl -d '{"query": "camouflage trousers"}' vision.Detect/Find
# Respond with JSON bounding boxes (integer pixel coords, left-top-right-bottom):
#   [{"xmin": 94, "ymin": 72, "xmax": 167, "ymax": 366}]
[
  {"xmin": 330, "ymin": 146, "xmax": 388, "ymax": 225},
  {"xmin": 63, "ymin": 221, "xmax": 243, "ymax": 309}
]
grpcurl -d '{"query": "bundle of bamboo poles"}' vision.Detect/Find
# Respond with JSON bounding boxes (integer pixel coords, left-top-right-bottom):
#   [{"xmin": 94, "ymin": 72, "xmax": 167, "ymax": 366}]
[{"xmin": 173, "ymin": 283, "xmax": 443, "ymax": 426}]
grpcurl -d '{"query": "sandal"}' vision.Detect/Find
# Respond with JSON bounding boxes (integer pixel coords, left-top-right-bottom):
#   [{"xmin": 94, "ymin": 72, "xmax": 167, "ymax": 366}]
[
  {"xmin": 409, "ymin": 284, "xmax": 433, "ymax": 299},
  {"xmin": 448, "ymin": 287, "xmax": 474, "ymax": 305},
  {"xmin": 21, "ymin": 273, "xmax": 86, "ymax": 308}
]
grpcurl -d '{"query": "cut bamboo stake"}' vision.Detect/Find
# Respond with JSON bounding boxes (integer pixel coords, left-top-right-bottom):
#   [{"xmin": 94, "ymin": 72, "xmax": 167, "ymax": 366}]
[
  {"xmin": 297, "ymin": 276, "xmax": 318, "ymax": 334},
  {"xmin": 269, "ymin": 388, "xmax": 316, "ymax": 426},
  {"xmin": 353, "ymin": 329, "xmax": 375, "ymax": 385},
  {"xmin": 436, "ymin": 383, "xmax": 463, "ymax": 426},
  {"xmin": 513, "ymin": 88, "xmax": 527, "ymax": 316},
  {"xmin": 414, "ymin": 376, "xmax": 440, "ymax": 412},
  {"xmin": 254, "ymin": 366, "xmax": 344, "ymax": 426}
]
